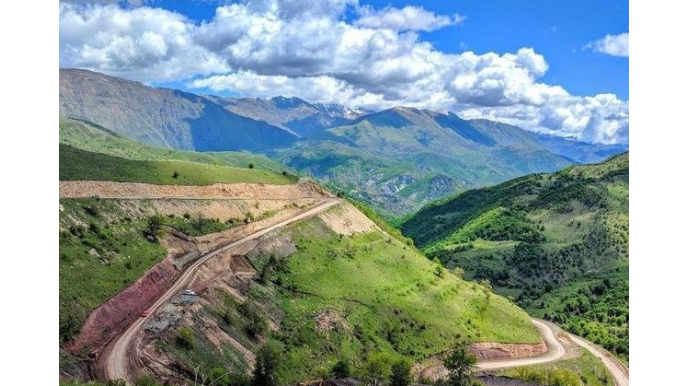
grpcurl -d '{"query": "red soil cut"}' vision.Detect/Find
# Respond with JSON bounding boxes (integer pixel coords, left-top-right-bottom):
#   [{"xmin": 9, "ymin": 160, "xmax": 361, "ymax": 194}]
[{"xmin": 65, "ymin": 260, "xmax": 179, "ymax": 355}]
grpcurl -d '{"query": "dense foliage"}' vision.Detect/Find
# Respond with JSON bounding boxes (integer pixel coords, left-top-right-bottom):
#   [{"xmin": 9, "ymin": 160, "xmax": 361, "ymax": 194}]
[{"xmin": 401, "ymin": 153, "xmax": 629, "ymax": 361}]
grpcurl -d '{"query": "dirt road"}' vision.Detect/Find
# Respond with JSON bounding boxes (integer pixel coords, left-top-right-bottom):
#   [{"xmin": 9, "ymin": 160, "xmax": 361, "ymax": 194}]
[
  {"xmin": 567, "ymin": 333, "xmax": 629, "ymax": 386},
  {"xmin": 102, "ymin": 198, "xmax": 341, "ymax": 383},
  {"xmin": 475, "ymin": 320, "xmax": 629, "ymax": 386},
  {"xmin": 476, "ymin": 319, "xmax": 566, "ymax": 371}
]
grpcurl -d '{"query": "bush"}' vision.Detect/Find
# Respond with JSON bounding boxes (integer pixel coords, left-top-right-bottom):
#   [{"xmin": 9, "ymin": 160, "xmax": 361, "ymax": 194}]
[
  {"xmin": 444, "ymin": 344, "xmax": 477, "ymax": 386},
  {"xmin": 176, "ymin": 326, "xmax": 195, "ymax": 350},
  {"xmin": 172, "ymin": 171, "xmax": 179, "ymax": 179},
  {"xmin": 365, "ymin": 352, "xmax": 392, "ymax": 386},
  {"xmin": 390, "ymin": 359, "xmax": 412, "ymax": 386},
  {"xmin": 252, "ymin": 342, "xmax": 281, "ymax": 386},
  {"xmin": 249, "ymin": 163, "xmax": 255, "ymax": 169},
  {"xmin": 331, "ymin": 359, "xmax": 351, "ymax": 378},
  {"xmin": 134, "ymin": 374, "xmax": 159, "ymax": 386}
]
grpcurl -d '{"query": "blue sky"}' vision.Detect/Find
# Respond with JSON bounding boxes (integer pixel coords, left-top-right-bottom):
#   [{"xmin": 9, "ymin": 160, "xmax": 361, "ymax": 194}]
[
  {"xmin": 59, "ymin": 0, "xmax": 629, "ymax": 144},
  {"xmin": 151, "ymin": 0, "xmax": 629, "ymax": 99}
]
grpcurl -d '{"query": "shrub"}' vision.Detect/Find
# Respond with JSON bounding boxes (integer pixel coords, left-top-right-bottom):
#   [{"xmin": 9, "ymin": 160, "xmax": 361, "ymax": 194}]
[
  {"xmin": 331, "ymin": 359, "xmax": 351, "ymax": 378},
  {"xmin": 134, "ymin": 374, "xmax": 159, "ymax": 386},
  {"xmin": 176, "ymin": 326, "xmax": 195, "ymax": 350},
  {"xmin": 390, "ymin": 359, "xmax": 412, "ymax": 386},
  {"xmin": 252, "ymin": 342, "xmax": 281, "ymax": 386},
  {"xmin": 443, "ymin": 344, "xmax": 477, "ymax": 386},
  {"xmin": 365, "ymin": 352, "xmax": 392, "ymax": 386},
  {"xmin": 172, "ymin": 171, "xmax": 179, "ymax": 179},
  {"xmin": 249, "ymin": 163, "xmax": 255, "ymax": 169}
]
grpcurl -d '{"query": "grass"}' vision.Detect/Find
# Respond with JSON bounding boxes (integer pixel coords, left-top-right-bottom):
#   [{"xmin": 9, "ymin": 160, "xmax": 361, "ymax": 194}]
[
  {"xmin": 60, "ymin": 144, "xmax": 297, "ymax": 185},
  {"xmin": 262, "ymin": 216, "xmax": 539, "ymax": 384},
  {"xmin": 59, "ymin": 198, "xmax": 167, "ymax": 344},
  {"xmin": 500, "ymin": 349, "xmax": 615, "ymax": 386},
  {"xmin": 401, "ymin": 153, "xmax": 629, "ymax": 361},
  {"xmin": 60, "ymin": 118, "xmax": 292, "ymax": 174}
]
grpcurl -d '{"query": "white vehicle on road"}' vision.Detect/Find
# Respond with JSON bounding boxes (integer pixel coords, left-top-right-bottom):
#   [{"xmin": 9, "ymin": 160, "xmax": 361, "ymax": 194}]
[{"xmin": 183, "ymin": 289, "xmax": 196, "ymax": 296}]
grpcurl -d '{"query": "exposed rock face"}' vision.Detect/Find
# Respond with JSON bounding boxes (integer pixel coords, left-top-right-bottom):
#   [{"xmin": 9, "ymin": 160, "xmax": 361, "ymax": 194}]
[{"xmin": 468, "ymin": 340, "xmax": 548, "ymax": 361}]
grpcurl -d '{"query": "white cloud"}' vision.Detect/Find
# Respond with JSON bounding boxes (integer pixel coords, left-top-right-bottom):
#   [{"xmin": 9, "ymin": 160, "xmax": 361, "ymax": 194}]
[
  {"xmin": 60, "ymin": 0, "xmax": 147, "ymax": 6},
  {"xmin": 59, "ymin": 2, "xmax": 229, "ymax": 81},
  {"xmin": 59, "ymin": 0, "xmax": 629, "ymax": 144},
  {"xmin": 354, "ymin": 5, "xmax": 465, "ymax": 32},
  {"xmin": 586, "ymin": 32, "xmax": 629, "ymax": 57}
]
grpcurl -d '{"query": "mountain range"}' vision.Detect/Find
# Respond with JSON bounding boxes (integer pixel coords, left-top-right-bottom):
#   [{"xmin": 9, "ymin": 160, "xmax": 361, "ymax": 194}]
[{"xmin": 59, "ymin": 68, "xmax": 627, "ymax": 216}]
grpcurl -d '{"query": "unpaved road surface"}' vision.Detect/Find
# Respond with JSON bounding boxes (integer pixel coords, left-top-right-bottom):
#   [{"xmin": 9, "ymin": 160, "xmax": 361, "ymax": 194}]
[
  {"xmin": 477, "ymin": 319, "xmax": 566, "ymax": 371},
  {"xmin": 102, "ymin": 198, "xmax": 340, "ymax": 383},
  {"xmin": 476, "ymin": 320, "xmax": 629, "ymax": 386},
  {"xmin": 567, "ymin": 333, "xmax": 629, "ymax": 386}
]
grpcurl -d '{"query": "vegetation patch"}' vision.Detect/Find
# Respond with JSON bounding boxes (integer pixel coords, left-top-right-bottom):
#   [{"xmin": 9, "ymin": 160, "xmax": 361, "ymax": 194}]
[
  {"xmin": 401, "ymin": 153, "xmax": 629, "ymax": 361},
  {"xmin": 499, "ymin": 350, "xmax": 615, "ymax": 386},
  {"xmin": 59, "ymin": 198, "xmax": 167, "ymax": 343},
  {"xmin": 60, "ymin": 144, "xmax": 296, "ymax": 186}
]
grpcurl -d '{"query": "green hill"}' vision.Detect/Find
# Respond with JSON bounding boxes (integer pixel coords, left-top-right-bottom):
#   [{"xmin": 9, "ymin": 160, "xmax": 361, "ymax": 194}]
[
  {"xmin": 59, "ymin": 123, "xmax": 540, "ymax": 385},
  {"xmin": 276, "ymin": 107, "xmax": 575, "ymax": 217},
  {"xmin": 59, "ymin": 119, "xmax": 297, "ymax": 185},
  {"xmin": 400, "ymin": 153, "xmax": 629, "ymax": 360}
]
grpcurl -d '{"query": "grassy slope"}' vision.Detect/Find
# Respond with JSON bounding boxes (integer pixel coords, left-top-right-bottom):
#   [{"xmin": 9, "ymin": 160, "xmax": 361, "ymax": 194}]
[
  {"xmin": 60, "ymin": 118, "xmax": 294, "ymax": 176},
  {"xmin": 60, "ymin": 144, "xmax": 297, "ymax": 185},
  {"xmin": 263, "ymin": 214, "xmax": 539, "ymax": 383},
  {"xmin": 500, "ymin": 349, "xmax": 615, "ymax": 386},
  {"xmin": 153, "ymin": 209, "xmax": 540, "ymax": 385},
  {"xmin": 59, "ymin": 199, "xmax": 167, "ymax": 343},
  {"xmin": 400, "ymin": 153, "xmax": 629, "ymax": 360}
]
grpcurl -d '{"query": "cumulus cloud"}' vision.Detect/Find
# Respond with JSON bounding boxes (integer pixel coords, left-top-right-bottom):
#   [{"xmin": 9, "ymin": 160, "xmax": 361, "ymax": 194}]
[
  {"xmin": 354, "ymin": 5, "xmax": 465, "ymax": 31},
  {"xmin": 60, "ymin": 0, "xmax": 147, "ymax": 5},
  {"xmin": 59, "ymin": 2, "xmax": 229, "ymax": 81},
  {"xmin": 59, "ymin": 0, "xmax": 629, "ymax": 144},
  {"xmin": 586, "ymin": 32, "xmax": 629, "ymax": 57}
]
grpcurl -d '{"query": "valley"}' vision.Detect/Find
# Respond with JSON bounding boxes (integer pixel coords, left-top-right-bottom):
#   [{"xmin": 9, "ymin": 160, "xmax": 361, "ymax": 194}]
[
  {"xmin": 58, "ymin": 70, "xmax": 629, "ymax": 386},
  {"xmin": 60, "ymin": 69, "xmax": 626, "ymax": 217}
]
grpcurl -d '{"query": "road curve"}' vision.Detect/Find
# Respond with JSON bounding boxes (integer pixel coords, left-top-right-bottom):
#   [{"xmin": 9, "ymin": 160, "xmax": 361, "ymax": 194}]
[
  {"xmin": 477, "ymin": 319, "xmax": 566, "ymax": 371},
  {"xmin": 567, "ymin": 333, "xmax": 629, "ymax": 386},
  {"xmin": 102, "ymin": 198, "xmax": 341, "ymax": 384},
  {"xmin": 475, "ymin": 319, "xmax": 629, "ymax": 386}
]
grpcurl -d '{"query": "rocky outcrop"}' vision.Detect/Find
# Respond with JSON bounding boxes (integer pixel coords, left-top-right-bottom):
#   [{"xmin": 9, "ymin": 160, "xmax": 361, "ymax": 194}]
[
  {"xmin": 59, "ymin": 180, "xmax": 332, "ymax": 200},
  {"xmin": 469, "ymin": 340, "xmax": 548, "ymax": 361}
]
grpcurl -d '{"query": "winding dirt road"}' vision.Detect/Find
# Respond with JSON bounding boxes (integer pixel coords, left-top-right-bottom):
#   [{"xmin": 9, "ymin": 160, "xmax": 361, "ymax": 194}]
[
  {"xmin": 567, "ymin": 333, "xmax": 629, "ymax": 386},
  {"xmin": 475, "ymin": 320, "xmax": 628, "ymax": 386},
  {"xmin": 102, "ymin": 198, "xmax": 341, "ymax": 383},
  {"xmin": 476, "ymin": 319, "xmax": 566, "ymax": 371}
]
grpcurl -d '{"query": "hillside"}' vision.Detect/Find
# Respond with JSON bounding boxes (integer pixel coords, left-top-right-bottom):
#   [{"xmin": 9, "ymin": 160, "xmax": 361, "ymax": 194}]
[
  {"xmin": 400, "ymin": 153, "xmax": 629, "ymax": 360},
  {"xmin": 275, "ymin": 107, "xmax": 575, "ymax": 216},
  {"xmin": 58, "ymin": 141, "xmax": 542, "ymax": 385},
  {"xmin": 59, "ymin": 119, "xmax": 297, "ymax": 186},
  {"xmin": 59, "ymin": 69, "xmax": 297, "ymax": 151}
]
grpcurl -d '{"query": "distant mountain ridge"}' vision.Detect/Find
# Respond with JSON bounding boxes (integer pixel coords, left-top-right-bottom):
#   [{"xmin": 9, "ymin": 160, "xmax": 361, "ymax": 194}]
[
  {"xmin": 59, "ymin": 69, "xmax": 627, "ymax": 216},
  {"xmin": 59, "ymin": 69, "xmax": 298, "ymax": 151},
  {"xmin": 206, "ymin": 95, "xmax": 369, "ymax": 137},
  {"xmin": 275, "ymin": 106, "xmax": 580, "ymax": 215}
]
